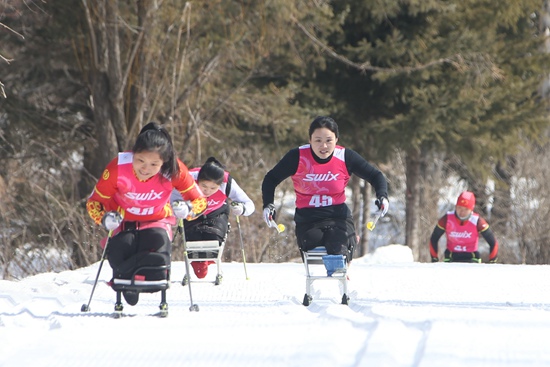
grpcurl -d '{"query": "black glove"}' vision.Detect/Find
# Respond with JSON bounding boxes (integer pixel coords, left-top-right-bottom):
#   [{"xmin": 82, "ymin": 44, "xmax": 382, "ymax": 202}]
[
  {"xmin": 263, "ymin": 203, "xmax": 277, "ymax": 227},
  {"xmin": 375, "ymin": 196, "xmax": 389, "ymax": 217}
]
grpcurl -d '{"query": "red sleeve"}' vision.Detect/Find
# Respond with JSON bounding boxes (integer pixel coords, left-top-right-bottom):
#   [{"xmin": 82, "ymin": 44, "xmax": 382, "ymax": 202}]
[
  {"xmin": 478, "ymin": 216, "xmax": 498, "ymax": 261},
  {"xmin": 172, "ymin": 159, "xmax": 203, "ymax": 201},
  {"xmin": 172, "ymin": 159, "xmax": 207, "ymax": 217},
  {"xmin": 436, "ymin": 215, "xmax": 447, "ymax": 229},
  {"xmin": 477, "ymin": 217, "xmax": 489, "ymax": 232},
  {"xmin": 86, "ymin": 157, "xmax": 119, "ymax": 224}
]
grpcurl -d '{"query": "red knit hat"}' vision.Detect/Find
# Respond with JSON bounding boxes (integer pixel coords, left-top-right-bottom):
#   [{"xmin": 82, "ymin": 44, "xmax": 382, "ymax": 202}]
[{"xmin": 456, "ymin": 191, "xmax": 475, "ymax": 210}]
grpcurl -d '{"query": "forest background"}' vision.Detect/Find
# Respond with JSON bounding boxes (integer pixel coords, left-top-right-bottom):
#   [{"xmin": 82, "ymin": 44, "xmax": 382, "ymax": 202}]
[{"xmin": 1, "ymin": 0, "xmax": 550, "ymax": 279}]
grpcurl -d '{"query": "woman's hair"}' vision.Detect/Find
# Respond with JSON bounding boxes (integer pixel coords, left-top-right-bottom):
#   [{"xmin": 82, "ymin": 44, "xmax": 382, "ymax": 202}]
[
  {"xmin": 132, "ymin": 122, "xmax": 179, "ymax": 178},
  {"xmin": 197, "ymin": 157, "xmax": 226, "ymax": 185},
  {"xmin": 308, "ymin": 116, "xmax": 339, "ymax": 139}
]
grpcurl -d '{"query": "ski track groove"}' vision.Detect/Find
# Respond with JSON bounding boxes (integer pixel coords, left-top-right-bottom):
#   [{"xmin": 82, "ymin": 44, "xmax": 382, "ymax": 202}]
[{"xmin": 4, "ymin": 260, "xmax": 550, "ymax": 367}]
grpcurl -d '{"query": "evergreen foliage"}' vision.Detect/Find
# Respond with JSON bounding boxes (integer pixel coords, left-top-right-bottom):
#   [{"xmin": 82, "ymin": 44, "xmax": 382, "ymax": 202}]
[
  {"xmin": 0, "ymin": 0, "xmax": 549, "ymax": 276},
  {"xmin": 287, "ymin": 0, "xmax": 549, "ymax": 257}
]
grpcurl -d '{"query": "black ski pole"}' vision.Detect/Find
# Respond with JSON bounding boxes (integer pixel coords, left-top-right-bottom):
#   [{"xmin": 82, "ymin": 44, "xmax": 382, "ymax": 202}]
[
  {"xmin": 235, "ymin": 215, "xmax": 249, "ymax": 280},
  {"xmin": 81, "ymin": 230, "xmax": 113, "ymax": 312},
  {"xmin": 179, "ymin": 218, "xmax": 199, "ymax": 312}
]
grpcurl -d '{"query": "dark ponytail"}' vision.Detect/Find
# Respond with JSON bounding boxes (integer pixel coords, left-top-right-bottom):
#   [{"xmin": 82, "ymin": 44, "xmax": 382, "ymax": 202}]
[
  {"xmin": 197, "ymin": 157, "xmax": 225, "ymax": 185},
  {"xmin": 133, "ymin": 122, "xmax": 180, "ymax": 179}
]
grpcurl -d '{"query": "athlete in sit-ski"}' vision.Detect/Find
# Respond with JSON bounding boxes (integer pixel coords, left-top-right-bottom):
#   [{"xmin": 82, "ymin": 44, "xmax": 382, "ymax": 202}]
[
  {"xmin": 171, "ymin": 157, "xmax": 255, "ymax": 278},
  {"xmin": 86, "ymin": 122, "xmax": 207, "ymax": 306},
  {"xmin": 261, "ymin": 116, "xmax": 389, "ymax": 263},
  {"xmin": 429, "ymin": 191, "xmax": 499, "ymax": 263}
]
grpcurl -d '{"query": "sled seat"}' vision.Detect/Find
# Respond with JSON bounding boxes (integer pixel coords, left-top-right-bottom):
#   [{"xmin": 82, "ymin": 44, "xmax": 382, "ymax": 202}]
[
  {"xmin": 112, "ymin": 278, "xmax": 169, "ymax": 290},
  {"xmin": 110, "ymin": 264, "xmax": 170, "ymax": 316},
  {"xmin": 302, "ymin": 247, "xmax": 349, "ymax": 306},
  {"xmin": 182, "ymin": 240, "xmax": 225, "ymax": 286},
  {"xmin": 111, "ymin": 264, "xmax": 170, "ymax": 293}
]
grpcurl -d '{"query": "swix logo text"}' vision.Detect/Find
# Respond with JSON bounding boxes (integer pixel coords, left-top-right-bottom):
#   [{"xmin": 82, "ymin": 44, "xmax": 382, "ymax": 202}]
[
  {"xmin": 303, "ymin": 171, "xmax": 339, "ymax": 182},
  {"xmin": 125, "ymin": 190, "xmax": 163, "ymax": 201},
  {"xmin": 448, "ymin": 231, "xmax": 473, "ymax": 239},
  {"xmin": 208, "ymin": 199, "xmax": 222, "ymax": 207}
]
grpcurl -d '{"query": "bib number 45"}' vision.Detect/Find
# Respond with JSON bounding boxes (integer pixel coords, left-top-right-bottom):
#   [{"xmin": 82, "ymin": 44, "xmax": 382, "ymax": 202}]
[{"xmin": 309, "ymin": 195, "xmax": 333, "ymax": 208}]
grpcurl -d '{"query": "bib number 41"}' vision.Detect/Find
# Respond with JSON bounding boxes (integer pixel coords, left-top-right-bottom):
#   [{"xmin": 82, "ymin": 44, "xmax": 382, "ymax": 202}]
[{"xmin": 127, "ymin": 206, "xmax": 154, "ymax": 215}]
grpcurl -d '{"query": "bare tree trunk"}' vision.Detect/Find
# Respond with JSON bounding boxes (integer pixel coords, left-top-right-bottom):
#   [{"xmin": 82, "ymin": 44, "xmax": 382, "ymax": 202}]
[
  {"xmin": 104, "ymin": 0, "xmax": 128, "ymax": 150},
  {"xmin": 78, "ymin": 1, "xmax": 119, "ymax": 196},
  {"xmin": 542, "ymin": 0, "xmax": 550, "ymax": 97},
  {"xmin": 127, "ymin": 0, "xmax": 160, "ymax": 145},
  {"xmin": 79, "ymin": 72, "xmax": 119, "ymax": 195},
  {"xmin": 350, "ymin": 176, "xmax": 363, "ymax": 256},
  {"xmin": 418, "ymin": 150, "xmax": 445, "ymax": 262},
  {"xmin": 79, "ymin": 0, "xmax": 160, "ymax": 185},
  {"xmin": 492, "ymin": 157, "xmax": 514, "ymax": 233},
  {"xmin": 405, "ymin": 147, "xmax": 421, "ymax": 260},
  {"xmin": 361, "ymin": 181, "xmax": 371, "ymax": 253}
]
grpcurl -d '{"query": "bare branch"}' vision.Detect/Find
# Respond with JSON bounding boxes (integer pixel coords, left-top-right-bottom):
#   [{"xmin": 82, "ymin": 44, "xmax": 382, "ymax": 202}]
[
  {"xmin": 0, "ymin": 21, "xmax": 25, "ymax": 40},
  {"xmin": 81, "ymin": 0, "xmax": 99, "ymax": 69}
]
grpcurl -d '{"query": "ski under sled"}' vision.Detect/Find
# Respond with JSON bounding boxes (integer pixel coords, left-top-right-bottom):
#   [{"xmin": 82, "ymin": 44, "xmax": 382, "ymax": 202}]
[{"xmin": 302, "ymin": 247, "xmax": 349, "ymax": 306}]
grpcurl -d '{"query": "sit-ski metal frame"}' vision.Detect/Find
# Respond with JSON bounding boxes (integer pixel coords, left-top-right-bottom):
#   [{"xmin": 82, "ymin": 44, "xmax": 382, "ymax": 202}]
[
  {"xmin": 302, "ymin": 246, "xmax": 349, "ymax": 306},
  {"xmin": 182, "ymin": 240, "xmax": 225, "ymax": 286}
]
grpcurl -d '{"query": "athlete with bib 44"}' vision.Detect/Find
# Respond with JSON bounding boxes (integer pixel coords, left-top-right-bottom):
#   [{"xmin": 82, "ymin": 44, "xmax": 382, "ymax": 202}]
[
  {"xmin": 261, "ymin": 116, "xmax": 389, "ymax": 263},
  {"xmin": 429, "ymin": 191, "xmax": 499, "ymax": 263}
]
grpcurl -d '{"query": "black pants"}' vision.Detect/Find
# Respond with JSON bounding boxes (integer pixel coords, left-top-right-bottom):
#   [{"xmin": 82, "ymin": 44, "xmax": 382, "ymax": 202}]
[
  {"xmin": 184, "ymin": 211, "xmax": 229, "ymax": 244},
  {"xmin": 107, "ymin": 227, "xmax": 171, "ymax": 280},
  {"xmin": 444, "ymin": 249, "xmax": 481, "ymax": 263},
  {"xmin": 295, "ymin": 217, "xmax": 357, "ymax": 262}
]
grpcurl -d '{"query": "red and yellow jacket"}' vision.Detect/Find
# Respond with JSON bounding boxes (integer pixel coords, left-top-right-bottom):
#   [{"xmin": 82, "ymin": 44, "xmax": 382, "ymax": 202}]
[{"xmin": 86, "ymin": 152, "xmax": 206, "ymax": 225}]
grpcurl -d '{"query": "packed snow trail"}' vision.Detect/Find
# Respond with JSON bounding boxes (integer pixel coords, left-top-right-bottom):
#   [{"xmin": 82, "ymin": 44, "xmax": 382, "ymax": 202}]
[{"xmin": 1, "ymin": 245, "xmax": 550, "ymax": 367}]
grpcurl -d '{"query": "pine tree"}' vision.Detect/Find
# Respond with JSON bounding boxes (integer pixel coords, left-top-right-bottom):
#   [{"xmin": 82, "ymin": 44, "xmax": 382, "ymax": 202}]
[{"xmin": 293, "ymin": 0, "xmax": 549, "ymax": 259}]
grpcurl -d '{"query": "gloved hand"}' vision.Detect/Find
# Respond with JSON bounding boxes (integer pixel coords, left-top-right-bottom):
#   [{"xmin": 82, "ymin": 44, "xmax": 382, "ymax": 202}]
[
  {"xmin": 263, "ymin": 203, "xmax": 277, "ymax": 227},
  {"xmin": 431, "ymin": 256, "xmax": 438, "ymax": 263},
  {"xmin": 187, "ymin": 197, "xmax": 207, "ymax": 221},
  {"xmin": 101, "ymin": 211, "xmax": 123, "ymax": 231},
  {"xmin": 172, "ymin": 200, "xmax": 191, "ymax": 219},
  {"xmin": 231, "ymin": 201, "xmax": 245, "ymax": 216},
  {"xmin": 375, "ymin": 196, "xmax": 389, "ymax": 217}
]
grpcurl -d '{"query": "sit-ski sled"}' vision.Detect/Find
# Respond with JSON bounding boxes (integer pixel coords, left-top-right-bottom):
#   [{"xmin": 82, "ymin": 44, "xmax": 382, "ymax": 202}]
[
  {"xmin": 110, "ymin": 264, "xmax": 171, "ymax": 318},
  {"xmin": 181, "ymin": 240, "xmax": 225, "ymax": 286},
  {"xmin": 81, "ymin": 228, "xmax": 172, "ymax": 318},
  {"xmin": 302, "ymin": 247, "xmax": 349, "ymax": 306}
]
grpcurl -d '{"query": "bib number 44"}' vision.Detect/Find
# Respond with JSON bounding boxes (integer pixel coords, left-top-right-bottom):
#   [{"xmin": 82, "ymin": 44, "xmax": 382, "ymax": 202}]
[{"xmin": 309, "ymin": 195, "xmax": 333, "ymax": 207}]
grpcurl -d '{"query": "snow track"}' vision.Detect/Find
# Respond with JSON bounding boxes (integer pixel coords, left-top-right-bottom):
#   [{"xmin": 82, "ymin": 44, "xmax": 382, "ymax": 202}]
[{"xmin": 2, "ymin": 256, "xmax": 550, "ymax": 366}]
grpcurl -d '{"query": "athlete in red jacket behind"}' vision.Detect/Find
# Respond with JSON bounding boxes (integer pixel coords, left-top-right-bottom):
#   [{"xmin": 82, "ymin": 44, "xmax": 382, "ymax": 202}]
[{"xmin": 429, "ymin": 191, "xmax": 499, "ymax": 263}]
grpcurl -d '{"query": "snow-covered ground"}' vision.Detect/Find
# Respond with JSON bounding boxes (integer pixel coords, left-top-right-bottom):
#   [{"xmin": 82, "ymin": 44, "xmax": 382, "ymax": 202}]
[{"xmin": 2, "ymin": 244, "xmax": 550, "ymax": 367}]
